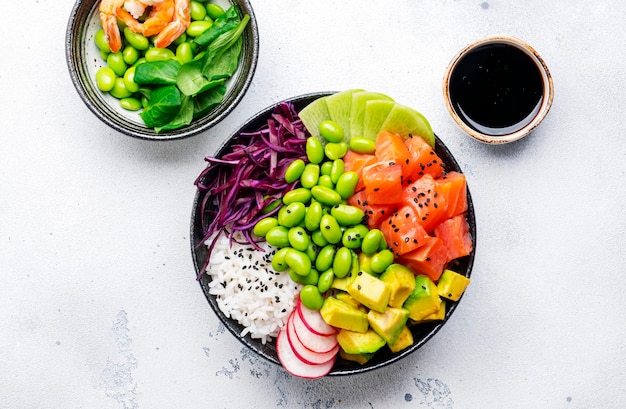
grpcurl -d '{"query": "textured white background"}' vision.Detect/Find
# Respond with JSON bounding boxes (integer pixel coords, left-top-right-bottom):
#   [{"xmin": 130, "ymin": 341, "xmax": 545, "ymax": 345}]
[{"xmin": 2, "ymin": 0, "xmax": 626, "ymax": 408}]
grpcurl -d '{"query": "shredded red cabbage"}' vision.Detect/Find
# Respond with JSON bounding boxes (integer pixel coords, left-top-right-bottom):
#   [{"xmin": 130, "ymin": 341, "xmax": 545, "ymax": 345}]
[{"xmin": 194, "ymin": 102, "xmax": 309, "ymax": 279}]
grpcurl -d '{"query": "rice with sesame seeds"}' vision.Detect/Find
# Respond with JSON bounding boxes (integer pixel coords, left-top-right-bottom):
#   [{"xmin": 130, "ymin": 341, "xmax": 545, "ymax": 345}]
[{"xmin": 205, "ymin": 232, "xmax": 302, "ymax": 345}]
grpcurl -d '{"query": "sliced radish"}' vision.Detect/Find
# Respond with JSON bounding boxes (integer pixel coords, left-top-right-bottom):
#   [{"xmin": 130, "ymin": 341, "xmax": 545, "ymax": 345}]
[
  {"xmin": 276, "ymin": 329, "xmax": 336, "ymax": 379},
  {"xmin": 286, "ymin": 312, "xmax": 338, "ymax": 365},
  {"xmin": 292, "ymin": 307, "xmax": 339, "ymax": 354},
  {"xmin": 297, "ymin": 298, "xmax": 336, "ymax": 337}
]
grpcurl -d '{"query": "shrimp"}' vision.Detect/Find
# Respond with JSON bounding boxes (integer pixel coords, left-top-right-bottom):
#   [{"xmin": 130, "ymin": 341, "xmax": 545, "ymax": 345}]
[
  {"xmin": 153, "ymin": 0, "xmax": 191, "ymax": 49},
  {"xmin": 99, "ymin": 0, "xmax": 124, "ymax": 53},
  {"xmin": 115, "ymin": 0, "xmax": 175, "ymax": 38}
]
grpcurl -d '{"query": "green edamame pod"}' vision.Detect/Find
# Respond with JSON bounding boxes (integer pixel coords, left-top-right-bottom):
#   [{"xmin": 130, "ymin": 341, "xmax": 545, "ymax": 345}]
[
  {"xmin": 330, "ymin": 204, "xmax": 365, "ymax": 226},
  {"xmin": 271, "ymin": 247, "xmax": 291, "ymax": 272},
  {"xmin": 300, "ymin": 285, "xmax": 324, "ymax": 310},
  {"xmin": 284, "ymin": 159, "xmax": 305, "ymax": 183},
  {"xmin": 306, "ymin": 137, "xmax": 324, "ymax": 164},
  {"xmin": 253, "ymin": 217, "xmax": 278, "ymax": 237},
  {"xmin": 335, "ymin": 171, "xmax": 360, "ymax": 200},
  {"xmin": 371, "ymin": 249, "xmax": 395, "ymax": 273},
  {"xmin": 324, "ymin": 142, "xmax": 349, "ymax": 161},
  {"xmin": 361, "ymin": 229, "xmax": 384, "ymax": 255},
  {"xmin": 265, "ymin": 226, "xmax": 290, "ymax": 248},
  {"xmin": 311, "ymin": 186, "xmax": 342, "ymax": 206},
  {"xmin": 285, "ymin": 248, "xmax": 312, "ymax": 276},
  {"xmin": 317, "ymin": 269, "xmax": 335, "ymax": 293},
  {"xmin": 300, "ymin": 163, "xmax": 320, "ymax": 189},
  {"xmin": 349, "ymin": 136, "xmax": 377, "ymax": 154},
  {"xmin": 311, "ymin": 230, "xmax": 328, "ymax": 247},
  {"xmin": 288, "ymin": 226, "xmax": 311, "ymax": 252},
  {"xmin": 333, "ymin": 246, "xmax": 352, "ymax": 278},
  {"xmin": 318, "ymin": 120, "xmax": 344, "ymax": 143},
  {"xmin": 277, "ymin": 202, "xmax": 306, "ymax": 227},
  {"xmin": 330, "ymin": 159, "xmax": 345, "ymax": 184},
  {"xmin": 315, "ymin": 245, "xmax": 336, "ymax": 272},
  {"xmin": 319, "ymin": 214, "xmax": 343, "ymax": 244},
  {"xmin": 304, "ymin": 201, "xmax": 323, "ymax": 231},
  {"xmin": 282, "ymin": 188, "xmax": 312, "ymax": 205}
]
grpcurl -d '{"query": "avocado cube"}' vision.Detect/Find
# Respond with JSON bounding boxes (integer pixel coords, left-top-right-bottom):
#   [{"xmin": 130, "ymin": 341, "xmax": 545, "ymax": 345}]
[
  {"xmin": 339, "ymin": 349, "xmax": 374, "ymax": 365},
  {"xmin": 367, "ymin": 307, "xmax": 410, "ymax": 344},
  {"xmin": 320, "ymin": 296, "xmax": 368, "ymax": 333},
  {"xmin": 388, "ymin": 325, "xmax": 414, "ymax": 353},
  {"xmin": 403, "ymin": 275, "xmax": 440, "ymax": 321},
  {"xmin": 379, "ymin": 263, "xmax": 416, "ymax": 308},
  {"xmin": 331, "ymin": 276, "xmax": 351, "ymax": 292},
  {"xmin": 335, "ymin": 291, "xmax": 361, "ymax": 309},
  {"xmin": 358, "ymin": 252, "xmax": 378, "ymax": 276},
  {"xmin": 416, "ymin": 299, "xmax": 446, "ymax": 323},
  {"xmin": 337, "ymin": 328, "xmax": 386, "ymax": 354},
  {"xmin": 437, "ymin": 269, "xmax": 471, "ymax": 301},
  {"xmin": 347, "ymin": 271, "xmax": 391, "ymax": 313}
]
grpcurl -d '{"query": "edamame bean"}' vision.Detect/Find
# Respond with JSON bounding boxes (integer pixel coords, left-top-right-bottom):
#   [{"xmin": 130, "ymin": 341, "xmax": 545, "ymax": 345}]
[
  {"xmin": 284, "ymin": 159, "xmax": 305, "ymax": 183},
  {"xmin": 304, "ymin": 201, "xmax": 323, "ymax": 231},
  {"xmin": 123, "ymin": 66, "xmax": 140, "ymax": 93},
  {"xmin": 109, "ymin": 77, "xmax": 132, "ymax": 99},
  {"xmin": 277, "ymin": 202, "xmax": 306, "ymax": 227},
  {"xmin": 317, "ymin": 175, "xmax": 334, "ymax": 189},
  {"xmin": 319, "ymin": 120, "xmax": 344, "ymax": 143},
  {"xmin": 206, "ymin": 3, "xmax": 225, "ymax": 19},
  {"xmin": 261, "ymin": 198, "xmax": 281, "ymax": 214},
  {"xmin": 145, "ymin": 47, "xmax": 175, "ymax": 62},
  {"xmin": 330, "ymin": 159, "xmax": 345, "ymax": 184},
  {"xmin": 324, "ymin": 142, "xmax": 348, "ymax": 160},
  {"xmin": 361, "ymin": 229, "xmax": 384, "ymax": 255},
  {"xmin": 190, "ymin": 0, "xmax": 207, "ymax": 20},
  {"xmin": 172, "ymin": 32, "xmax": 188, "ymax": 46},
  {"xmin": 300, "ymin": 163, "xmax": 320, "ymax": 189},
  {"xmin": 319, "ymin": 214, "xmax": 342, "ymax": 244},
  {"xmin": 330, "ymin": 204, "xmax": 365, "ymax": 226},
  {"xmin": 300, "ymin": 285, "xmax": 324, "ymax": 310},
  {"xmin": 186, "ymin": 20, "xmax": 213, "ymax": 37},
  {"xmin": 315, "ymin": 245, "xmax": 335, "ymax": 272},
  {"xmin": 317, "ymin": 269, "xmax": 335, "ymax": 293},
  {"xmin": 288, "ymin": 226, "xmax": 310, "ymax": 252},
  {"xmin": 320, "ymin": 161, "xmax": 333, "ymax": 176},
  {"xmin": 123, "ymin": 27, "xmax": 149, "ymax": 50},
  {"xmin": 95, "ymin": 67, "xmax": 116, "ymax": 92},
  {"xmin": 349, "ymin": 249, "xmax": 360, "ymax": 278},
  {"xmin": 306, "ymin": 137, "xmax": 324, "ymax": 164},
  {"xmin": 94, "ymin": 29, "xmax": 111, "ymax": 53},
  {"xmin": 333, "ymin": 246, "xmax": 352, "ymax": 278},
  {"xmin": 358, "ymin": 252, "xmax": 374, "ymax": 275},
  {"xmin": 107, "ymin": 52, "xmax": 127, "ymax": 77},
  {"xmin": 341, "ymin": 226, "xmax": 366, "ymax": 249},
  {"xmin": 271, "ymin": 247, "xmax": 290, "ymax": 272},
  {"xmin": 371, "ymin": 249, "xmax": 395, "ymax": 273},
  {"xmin": 311, "ymin": 230, "xmax": 328, "ymax": 247},
  {"xmin": 335, "ymin": 171, "xmax": 359, "ymax": 200},
  {"xmin": 122, "ymin": 45, "xmax": 139, "ymax": 65},
  {"xmin": 120, "ymin": 97, "xmax": 142, "ymax": 111},
  {"xmin": 285, "ymin": 248, "xmax": 312, "ymax": 276},
  {"xmin": 265, "ymin": 226, "xmax": 290, "ymax": 248},
  {"xmin": 349, "ymin": 136, "xmax": 376, "ymax": 154},
  {"xmin": 176, "ymin": 42, "xmax": 194, "ymax": 64},
  {"xmin": 306, "ymin": 242, "xmax": 318, "ymax": 264},
  {"xmin": 290, "ymin": 269, "xmax": 319, "ymax": 286},
  {"xmin": 253, "ymin": 217, "xmax": 278, "ymax": 237},
  {"xmin": 311, "ymin": 186, "xmax": 342, "ymax": 206},
  {"xmin": 282, "ymin": 188, "xmax": 311, "ymax": 205}
]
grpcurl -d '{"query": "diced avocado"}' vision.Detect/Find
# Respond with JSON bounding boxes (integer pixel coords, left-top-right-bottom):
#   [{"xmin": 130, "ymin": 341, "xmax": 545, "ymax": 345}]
[
  {"xmin": 339, "ymin": 348, "xmax": 374, "ymax": 365},
  {"xmin": 388, "ymin": 325, "xmax": 414, "ymax": 353},
  {"xmin": 337, "ymin": 328, "xmax": 386, "ymax": 354},
  {"xmin": 320, "ymin": 296, "xmax": 368, "ymax": 333},
  {"xmin": 358, "ymin": 252, "xmax": 377, "ymax": 276},
  {"xmin": 367, "ymin": 307, "xmax": 410, "ymax": 344},
  {"xmin": 437, "ymin": 269, "xmax": 471, "ymax": 301},
  {"xmin": 418, "ymin": 299, "xmax": 446, "ymax": 322},
  {"xmin": 335, "ymin": 291, "xmax": 361, "ymax": 309},
  {"xmin": 347, "ymin": 271, "xmax": 391, "ymax": 313},
  {"xmin": 403, "ymin": 275, "xmax": 441, "ymax": 321},
  {"xmin": 331, "ymin": 276, "xmax": 351, "ymax": 292},
  {"xmin": 379, "ymin": 263, "xmax": 416, "ymax": 308}
]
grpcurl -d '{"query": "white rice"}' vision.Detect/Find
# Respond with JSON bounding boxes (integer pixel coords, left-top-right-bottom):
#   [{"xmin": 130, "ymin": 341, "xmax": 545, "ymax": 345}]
[{"xmin": 205, "ymin": 232, "xmax": 302, "ymax": 345}]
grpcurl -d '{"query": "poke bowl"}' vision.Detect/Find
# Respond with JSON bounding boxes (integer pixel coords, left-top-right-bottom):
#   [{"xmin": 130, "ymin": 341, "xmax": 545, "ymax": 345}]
[
  {"xmin": 66, "ymin": 0, "xmax": 258, "ymax": 140},
  {"xmin": 190, "ymin": 91, "xmax": 476, "ymax": 377}
]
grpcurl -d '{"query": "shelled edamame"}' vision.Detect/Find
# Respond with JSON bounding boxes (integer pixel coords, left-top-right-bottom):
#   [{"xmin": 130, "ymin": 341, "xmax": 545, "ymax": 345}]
[{"xmin": 253, "ymin": 120, "xmax": 394, "ymax": 311}]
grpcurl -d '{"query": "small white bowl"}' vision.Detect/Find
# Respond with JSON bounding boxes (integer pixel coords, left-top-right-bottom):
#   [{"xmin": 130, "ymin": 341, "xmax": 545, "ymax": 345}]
[{"xmin": 443, "ymin": 35, "xmax": 554, "ymax": 144}]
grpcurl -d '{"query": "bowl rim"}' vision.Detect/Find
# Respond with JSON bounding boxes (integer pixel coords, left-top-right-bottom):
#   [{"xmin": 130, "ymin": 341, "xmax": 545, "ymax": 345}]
[
  {"xmin": 442, "ymin": 35, "xmax": 554, "ymax": 144},
  {"xmin": 65, "ymin": 0, "xmax": 259, "ymax": 141},
  {"xmin": 190, "ymin": 92, "xmax": 477, "ymax": 376}
]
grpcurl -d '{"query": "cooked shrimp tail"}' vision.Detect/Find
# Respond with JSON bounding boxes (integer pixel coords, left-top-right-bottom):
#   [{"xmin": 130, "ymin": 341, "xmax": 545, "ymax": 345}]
[
  {"xmin": 116, "ymin": 0, "xmax": 175, "ymax": 38},
  {"xmin": 99, "ymin": 0, "xmax": 125, "ymax": 53},
  {"xmin": 153, "ymin": 0, "xmax": 191, "ymax": 48}
]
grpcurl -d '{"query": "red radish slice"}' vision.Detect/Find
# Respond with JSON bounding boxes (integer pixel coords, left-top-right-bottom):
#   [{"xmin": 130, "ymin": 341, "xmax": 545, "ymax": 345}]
[
  {"xmin": 276, "ymin": 329, "xmax": 336, "ymax": 379},
  {"xmin": 292, "ymin": 307, "xmax": 339, "ymax": 354},
  {"xmin": 297, "ymin": 298, "xmax": 336, "ymax": 336},
  {"xmin": 286, "ymin": 313, "xmax": 338, "ymax": 365}
]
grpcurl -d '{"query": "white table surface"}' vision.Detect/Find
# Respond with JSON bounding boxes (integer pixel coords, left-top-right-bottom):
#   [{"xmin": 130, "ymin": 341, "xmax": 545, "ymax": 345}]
[{"xmin": 2, "ymin": 0, "xmax": 626, "ymax": 408}]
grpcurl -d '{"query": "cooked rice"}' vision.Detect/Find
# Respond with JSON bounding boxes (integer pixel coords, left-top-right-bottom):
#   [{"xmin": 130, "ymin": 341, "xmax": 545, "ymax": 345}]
[{"xmin": 205, "ymin": 232, "xmax": 302, "ymax": 344}]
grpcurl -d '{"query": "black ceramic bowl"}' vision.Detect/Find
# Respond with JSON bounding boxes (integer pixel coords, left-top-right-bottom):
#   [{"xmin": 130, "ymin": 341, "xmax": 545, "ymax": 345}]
[
  {"xmin": 190, "ymin": 92, "xmax": 476, "ymax": 375},
  {"xmin": 66, "ymin": 0, "xmax": 258, "ymax": 140}
]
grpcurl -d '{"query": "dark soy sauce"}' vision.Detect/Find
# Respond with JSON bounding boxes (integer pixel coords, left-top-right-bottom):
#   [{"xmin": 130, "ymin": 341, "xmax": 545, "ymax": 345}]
[{"xmin": 449, "ymin": 43, "xmax": 544, "ymax": 136}]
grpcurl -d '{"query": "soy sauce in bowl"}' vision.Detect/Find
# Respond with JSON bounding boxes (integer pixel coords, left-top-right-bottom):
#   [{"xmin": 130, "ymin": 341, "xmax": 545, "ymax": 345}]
[{"xmin": 443, "ymin": 36, "xmax": 554, "ymax": 144}]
